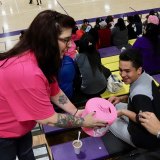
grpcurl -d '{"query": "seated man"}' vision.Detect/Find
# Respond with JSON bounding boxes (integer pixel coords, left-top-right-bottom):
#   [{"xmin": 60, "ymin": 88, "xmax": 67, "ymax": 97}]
[{"xmin": 108, "ymin": 48, "xmax": 160, "ymax": 149}]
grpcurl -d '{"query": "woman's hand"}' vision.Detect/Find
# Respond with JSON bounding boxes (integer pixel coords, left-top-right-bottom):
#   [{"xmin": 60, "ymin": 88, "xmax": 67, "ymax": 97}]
[
  {"xmin": 82, "ymin": 112, "xmax": 107, "ymax": 128},
  {"xmin": 139, "ymin": 112, "xmax": 160, "ymax": 136}
]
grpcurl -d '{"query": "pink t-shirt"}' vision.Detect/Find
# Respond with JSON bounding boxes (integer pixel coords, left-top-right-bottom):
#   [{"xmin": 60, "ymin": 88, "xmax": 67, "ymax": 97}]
[{"xmin": 0, "ymin": 51, "xmax": 60, "ymax": 138}]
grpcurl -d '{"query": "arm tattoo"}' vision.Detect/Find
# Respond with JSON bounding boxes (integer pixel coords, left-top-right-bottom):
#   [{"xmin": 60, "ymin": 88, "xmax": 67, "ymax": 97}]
[
  {"xmin": 55, "ymin": 113, "xmax": 84, "ymax": 128},
  {"xmin": 58, "ymin": 94, "xmax": 68, "ymax": 105}
]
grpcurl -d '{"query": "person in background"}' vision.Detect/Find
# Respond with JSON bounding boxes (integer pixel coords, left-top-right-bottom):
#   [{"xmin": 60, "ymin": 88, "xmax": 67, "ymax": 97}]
[
  {"xmin": 94, "ymin": 17, "xmax": 103, "ymax": 30},
  {"xmin": 127, "ymin": 16, "xmax": 137, "ymax": 40},
  {"xmin": 142, "ymin": 10, "xmax": 159, "ymax": 32},
  {"xmin": 75, "ymin": 33, "xmax": 111, "ymax": 97},
  {"xmin": 58, "ymin": 55, "xmax": 77, "ymax": 100},
  {"xmin": 149, "ymin": 9, "xmax": 156, "ymax": 16},
  {"xmin": 0, "ymin": 10, "xmax": 107, "ymax": 160},
  {"xmin": 37, "ymin": 0, "xmax": 42, "ymax": 5},
  {"xmin": 97, "ymin": 20, "xmax": 111, "ymax": 48},
  {"xmin": 142, "ymin": 15, "xmax": 150, "ymax": 32},
  {"xmin": 108, "ymin": 48, "xmax": 160, "ymax": 149},
  {"xmin": 132, "ymin": 22, "xmax": 160, "ymax": 75},
  {"xmin": 111, "ymin": 18, "xmax": 130, "ymax": 49},
  {"xmin": 29, "ymin": 0, "xmax": 32, "ymax": 4},
  {"xmin": 72, "ymin": 25, "xmax": 85, "ymax": 47},
  {"xmin": 71, "ymin": 25, "xmax": 80, "ymax": 46},
  {"xmin": 105, "ymin": 15, "xmax": 114, "ymax": 29},
  {"xmin": 58, "ymin": 26, "xmax": 79, "ymax": 100},
  {"xmin": 88, "ymin": 28, "xmax": 99, "ymax": 48},
  {"xmin": 80, "ymin": 19, "xmax": 92, "ymax": 32},
  {"xmin": 134, "ymin": 14, "xmax": 143, "ymax": 36},
  {"xmin": 147, "ymin": 15, "xmax": 159, "ymax": 26},
  {"xmin": 29, "ymin": 0, "xmax": 42, "ymax": 5},
  {"xmin": 93, "ymin": 18, "xmax": 103, "ymax": 48},
  {"xmin": 117, "ymin": 111, "xmax": 160, "ymax": 160}
]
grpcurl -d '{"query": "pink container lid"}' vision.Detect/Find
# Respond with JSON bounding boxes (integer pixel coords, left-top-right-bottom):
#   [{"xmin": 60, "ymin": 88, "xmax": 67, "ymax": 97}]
[{"xmin": 81, "ymin": 97, "xmax": 117, "ymax": 137}]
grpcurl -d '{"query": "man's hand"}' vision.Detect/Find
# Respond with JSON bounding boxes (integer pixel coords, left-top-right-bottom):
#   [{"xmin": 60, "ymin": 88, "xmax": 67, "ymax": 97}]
[
  {"xmin": 117, "ymin": 109, "xmax": 124, "ymax": 117},
  {"xmin": 139, "ymin": 112, "xmax": 160, "ymax": 136},
  {"xmin": 108, "ymin": 96, "xmax": 121, "ymax": 105}
]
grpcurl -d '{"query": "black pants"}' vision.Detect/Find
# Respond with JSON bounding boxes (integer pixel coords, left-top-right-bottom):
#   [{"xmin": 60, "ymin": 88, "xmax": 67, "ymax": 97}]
[
  {"xmin": 117, "ymin": 148, "xmax": 160, "ymax": 160},
  {"xmin": 0, "ymin": 132, "xmax": 35, "ymax": 160},
  {"xmin": 29, "ymin": 0, "xmax": 41, "ymax": 4}
]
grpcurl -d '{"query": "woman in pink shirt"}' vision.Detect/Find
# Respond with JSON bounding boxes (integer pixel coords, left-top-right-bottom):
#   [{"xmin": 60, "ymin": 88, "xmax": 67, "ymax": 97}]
[{"xmin": 0, "ymin": 10, "xmax": 107, "ymax": 160}]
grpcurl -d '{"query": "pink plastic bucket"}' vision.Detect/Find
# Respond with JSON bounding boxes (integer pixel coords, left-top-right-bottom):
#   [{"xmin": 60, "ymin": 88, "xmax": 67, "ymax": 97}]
[{"xmin": 81, "ymin": 97, "xmax": 117, "ymax": 137}]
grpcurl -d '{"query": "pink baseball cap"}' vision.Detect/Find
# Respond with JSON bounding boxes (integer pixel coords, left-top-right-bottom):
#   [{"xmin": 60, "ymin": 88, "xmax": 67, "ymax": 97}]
[
  {"xmin": 147, "ymin": 15, "xmax": 159, "ymax": 25},
  {"xmin": 81, "ymin": 97, "xmax": 117, "ymax": 137}
]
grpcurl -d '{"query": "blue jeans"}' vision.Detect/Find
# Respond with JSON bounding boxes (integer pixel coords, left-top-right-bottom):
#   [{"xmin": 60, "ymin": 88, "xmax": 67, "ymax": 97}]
[{"xmin": 0, "ymin": 132, "xmax": 35, "ymax": 160}]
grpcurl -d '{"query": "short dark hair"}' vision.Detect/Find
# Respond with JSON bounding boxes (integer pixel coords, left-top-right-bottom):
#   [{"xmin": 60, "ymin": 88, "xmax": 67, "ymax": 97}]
[
  {"xmin": 83, "ymin": 19, "xmax": 89, "ymax": 23},
  {"xmin": 119, "ymin": 48, "xmax": 143, "ymax": 69},
  {"xmin": 105, "ymin": 15, "xmax": 113, "ymax": 24}
]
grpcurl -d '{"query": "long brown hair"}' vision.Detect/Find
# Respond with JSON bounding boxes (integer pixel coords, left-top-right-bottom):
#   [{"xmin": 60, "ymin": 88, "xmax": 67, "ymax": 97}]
[
  {"xmin": 78, "ymin": 33, "xmax": 102, "ymax": 75},
  {"xmin": 0, "ymin": 10, "xmax": 75, "ymax": 83}
]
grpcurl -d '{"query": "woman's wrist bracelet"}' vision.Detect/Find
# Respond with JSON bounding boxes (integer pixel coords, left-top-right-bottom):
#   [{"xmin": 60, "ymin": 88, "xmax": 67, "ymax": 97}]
[{"xmin": 73, "ymin": 108, "xmax": 78, "ymax": 116}]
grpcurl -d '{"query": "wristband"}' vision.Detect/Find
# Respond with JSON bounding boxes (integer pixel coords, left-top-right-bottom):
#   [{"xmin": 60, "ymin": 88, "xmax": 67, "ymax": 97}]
[
  {"xmin": 74, "ymin": 109, "xmax": 78, "ymax": 116},
  {"xmin": 157, "ymin": 131, "xmax": 160, "ymax": 139},
  {"xmin": 135, "ymin": 110, "xmax": 142, "ymax": 123}
]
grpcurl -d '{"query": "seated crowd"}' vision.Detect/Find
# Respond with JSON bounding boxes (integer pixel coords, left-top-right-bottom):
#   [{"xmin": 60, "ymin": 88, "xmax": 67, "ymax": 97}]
[
  {"xmin": 56, "ymin": 9, "xmax": 160, "ymax": 159},
  {"xmin": 17, "ymin": 9, "xmax": 160, "ymax": 160},
  {"xmin": 58, "ymin": 9, "xmax": 160, "ymax": 100}
]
